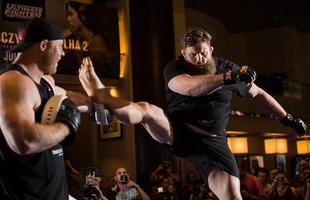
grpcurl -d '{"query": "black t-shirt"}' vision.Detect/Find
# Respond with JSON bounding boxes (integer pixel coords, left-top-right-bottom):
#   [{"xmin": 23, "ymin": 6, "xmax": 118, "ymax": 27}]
[
  {"xmin": 0, "ymin": 64, "xmax": 68, "ymax": 200},
  {"xmin": 163, "ymin": 56, "xmax": 250, "ymax": 137}
]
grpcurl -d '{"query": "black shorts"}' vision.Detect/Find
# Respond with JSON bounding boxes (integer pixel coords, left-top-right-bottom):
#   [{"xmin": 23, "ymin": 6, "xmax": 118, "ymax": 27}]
[
  {"xmin": 185, "ymin": 137, "xmax": 240, "ymax": 183},
  {"xmin": 165, "ymin": 125, "xmax": 239, "ymax": 184}
]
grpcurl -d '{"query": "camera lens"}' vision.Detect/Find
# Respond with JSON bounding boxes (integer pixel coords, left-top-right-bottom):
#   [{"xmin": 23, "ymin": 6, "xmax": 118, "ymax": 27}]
[{"xmin": 82, "ymin": 185, "xmax": 97, "ymax": 198}]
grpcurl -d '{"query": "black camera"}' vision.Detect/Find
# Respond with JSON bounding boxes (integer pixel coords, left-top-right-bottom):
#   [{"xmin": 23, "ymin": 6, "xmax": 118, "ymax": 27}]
[
  {"xmin": 120, "ymin": 174, "xmax": 129, "ymax": 184},
  {"xmin": 82, "ymin": 184, "xmax": 98, "ymax": 199},
  {"xmin": 80, "ymin": 166, "xmax": 103, "ymax": 199}
]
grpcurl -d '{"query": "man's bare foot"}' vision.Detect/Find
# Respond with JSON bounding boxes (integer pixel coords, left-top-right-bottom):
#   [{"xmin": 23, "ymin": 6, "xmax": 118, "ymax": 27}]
[{"xmin": 79, "ymin": 57, "xmax": 105, "ymax": 97}]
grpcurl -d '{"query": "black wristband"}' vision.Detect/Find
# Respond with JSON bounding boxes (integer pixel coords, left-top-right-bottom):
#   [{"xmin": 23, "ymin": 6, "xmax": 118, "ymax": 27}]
[{"xmin": 280, "ymin": 113, "xmax": 293, "ymax": 127}]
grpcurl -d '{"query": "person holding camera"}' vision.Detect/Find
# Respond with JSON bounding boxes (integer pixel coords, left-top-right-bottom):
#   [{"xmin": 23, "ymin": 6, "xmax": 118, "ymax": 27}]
[
  {"xmin": 150, "ymin": 161, "xmax": 180, "ymax": 186},
  {"xmin": 81, "ymin": 167, "xmax": 110, "ymax": 200},
  {"xmin": 266, "ymin": 170, "xmax": 296, "ymax": 200},
  {"xmin": 154, "ymin": 176, "xmax": 179, "ymax": 200},
  {"xmin": 111, "ymin": 167, "xmax": 150, "ymax": 200}
]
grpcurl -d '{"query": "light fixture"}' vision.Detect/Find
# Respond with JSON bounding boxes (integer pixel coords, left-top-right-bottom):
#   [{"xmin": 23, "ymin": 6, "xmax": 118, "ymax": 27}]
[
  {"xmin": 227, "ymin": 137, "xmax": 248, "ymax": 154},
  {"xmin": 109, "ymin": 87, "xmax": 120, "ymax": 97},
  {"xmin": 264, "ymin": 138, "xmax": 288, "ymax": 154},
  {"xmin": 226, "ymin": 131, "xmax": 248, "ymax": 135},
  {"xmin": 296, "ymin": 139, "xmax": 310, "ymax": 154}
]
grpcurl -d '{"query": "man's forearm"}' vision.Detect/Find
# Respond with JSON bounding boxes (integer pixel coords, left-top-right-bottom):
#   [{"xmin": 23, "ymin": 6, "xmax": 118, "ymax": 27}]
[
  {"xmin": 168, "ymin": 74, "xmax": 224, "ymax": 97},
  {"xmin": 252, "ymin": 89, "xmax": 286, "ymax": 118}
]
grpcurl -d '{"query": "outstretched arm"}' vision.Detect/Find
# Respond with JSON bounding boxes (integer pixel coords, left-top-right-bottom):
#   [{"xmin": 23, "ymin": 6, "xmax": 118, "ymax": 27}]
[
  {"xmin": 248, "ymin": 83, "xmax": 307, "ymax": 135},
  {"xmin": 247, "ymin": 83, "xmax": 287, "ymax": 118},
  {"xmin": 78, "ymin": 57, "xmax": 173, "ymax": 144}
]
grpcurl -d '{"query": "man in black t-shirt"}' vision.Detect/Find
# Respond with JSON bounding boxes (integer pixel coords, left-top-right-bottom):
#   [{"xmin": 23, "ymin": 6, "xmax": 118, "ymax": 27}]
[
  {"xmin": 78, "ymin": 27, "xmax": 307, "ymax": 199},
  {"xmin": 161, "ymin": 28, "xmax": 306, "ymax": 199}
]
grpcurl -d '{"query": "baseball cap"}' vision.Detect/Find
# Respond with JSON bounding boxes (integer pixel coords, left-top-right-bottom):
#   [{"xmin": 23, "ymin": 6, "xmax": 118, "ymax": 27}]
[{"xmin": 7, "ymin": 17, "xmax": 64, "ymax": 53}]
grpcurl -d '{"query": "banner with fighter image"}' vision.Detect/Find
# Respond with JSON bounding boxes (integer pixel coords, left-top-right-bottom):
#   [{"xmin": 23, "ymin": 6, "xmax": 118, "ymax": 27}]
[
  {"xmin": 1, "ymin": 0, "xmax": 45, "ymax": 21},
  {"xmin": 0, "ymin": 0, "xmax": 45, "ymax": 68}
]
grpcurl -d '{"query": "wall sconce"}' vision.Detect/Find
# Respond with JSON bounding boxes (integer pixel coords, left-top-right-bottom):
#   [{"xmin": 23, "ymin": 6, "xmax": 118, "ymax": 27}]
[
  {"xmin": 227, "ymin": 137, "xmax": 248, "ymax": 154},
  {"xmin": 296, "ymin": 139, "xmax": 310, "ymax": 154},
  {"xmin": 264, "ymin": 138, "xmax": 288, "ymax": 154}
]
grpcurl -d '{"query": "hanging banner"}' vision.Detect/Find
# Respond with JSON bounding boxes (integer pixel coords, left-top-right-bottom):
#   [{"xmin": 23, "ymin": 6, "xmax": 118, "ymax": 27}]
[
  {"xmin": 1, "ymin": 0, "xmax": 45, "ymax": 21},
  {"xmin": 57, "ymin": 1, "xmax": 120, "ymax": 79}
]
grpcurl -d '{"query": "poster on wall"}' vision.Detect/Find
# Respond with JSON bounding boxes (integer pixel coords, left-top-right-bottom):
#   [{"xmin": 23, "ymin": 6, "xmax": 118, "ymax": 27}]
[
  {"xmin": 0, "ymin": 0, "xmax": 121, "ymax": 79},
  {"xmin": 1, "ymin": 0, "xmax": 45, "ymax": 21},
  {"xmin": 57, "ymin": 1, "xmax": 120, "ymax": 79},
  {"xmin": 0, "ymin": 0, "xmax": 45, "ymax": 67},
  {"xmin": 0, "ymin": 26, "xmax": 18, "ymax": 67}
]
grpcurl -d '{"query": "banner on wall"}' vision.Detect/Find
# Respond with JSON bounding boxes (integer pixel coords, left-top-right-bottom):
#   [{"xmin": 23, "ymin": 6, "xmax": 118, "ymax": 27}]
[
  {"xmin": 0, "ymin": 31, "xmax": 18, "ymax": 64},
  {"xmin": 0, "ymin": 1, "xmax": 121, "ymax": 79},
  {"xmin": 1, "ymin": 0, "xmax": 45, "ymax": 21},
  {"xmin": 57, "ymin": 1, "xmax": 120, "ymax": 79}
]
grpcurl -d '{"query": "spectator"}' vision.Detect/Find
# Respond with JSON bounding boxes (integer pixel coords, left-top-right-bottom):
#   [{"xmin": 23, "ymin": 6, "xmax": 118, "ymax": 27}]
[
  {"xmin": 111, "ymin": 167, "xmax": 150, "ymax": 200},
  {"xmin": 266, "ymin": 171, "xmax": 296, "ymax": 200},
  {"xmin": 182, "ymin": 171, "xmax": 201, "ymax": 200},
  {"xmin": 257, "ymin": 167, "xmax": 271, "ymax": 198},
  {"xmin": 296, "ymin": 167, "xmax": 310, "ymax": 200},
  {"xmin": 239, "ymin": 162, "xmax": 263, "ymax": 199},
  {"xmin": 154, "ymin": 176, "xmax": 179, "ymax": 200},
  {"xmin": 270, "ymin": 168, "xmax": 281, "ymax": 183},
  {"xmin": 80, "ymin": 166, "xmax": 110, "ymax": 200},
  {"xmin": 150, "ymin": 161, "xmax": 180, "ymax": 187},
  {"xmin": 298, "ymin": 160, "xmax": 309, "ymax": 174}
]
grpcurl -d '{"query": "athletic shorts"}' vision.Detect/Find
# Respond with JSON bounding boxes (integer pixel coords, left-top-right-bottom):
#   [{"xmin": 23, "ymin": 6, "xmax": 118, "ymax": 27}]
[{"xmin": 164, "ymin": 124, "xmax": 239, "ymax": 184}]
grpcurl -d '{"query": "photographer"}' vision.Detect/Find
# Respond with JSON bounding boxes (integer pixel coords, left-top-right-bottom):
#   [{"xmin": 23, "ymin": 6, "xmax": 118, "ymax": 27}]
[
  {"xmin": 266, "ymin": 170, "xmax": 296, "ymax": 200},
  {"xmin": 81, "ymin": 167, "xmax": 109, "ymax": 200},
  {"xmin": 112, "ymin": 167, "xmax": 150, "ymax": 200},
  {"xmin": 150, "ymin": 161, "xmax": 180, "ymax": 187},
  {"xmin": 296, "ymin": 167, "xmax": 310, "ymax": 200}
]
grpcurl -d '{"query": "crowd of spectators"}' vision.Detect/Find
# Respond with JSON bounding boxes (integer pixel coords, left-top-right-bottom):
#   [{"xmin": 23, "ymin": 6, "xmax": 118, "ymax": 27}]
[{"xmin": 65, "ymin": 159, "xmax": 310, "ymax": 200}]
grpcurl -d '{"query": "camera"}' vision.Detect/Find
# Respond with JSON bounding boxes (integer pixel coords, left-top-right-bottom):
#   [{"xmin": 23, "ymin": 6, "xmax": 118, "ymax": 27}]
[
  {"xmin": 120, "ymin": 174, "xmax": 129, "ymax": 184},
  {"xmin": 157, "ymin": 187, "xmax": 163, "ymax": 193},
  {"xmin": 82, "ymin": 184, "xmax": 98, "ymax": 198},
  {"xmin": 80, "ymin": 166, "xmax": 104, "ymax": 199}
]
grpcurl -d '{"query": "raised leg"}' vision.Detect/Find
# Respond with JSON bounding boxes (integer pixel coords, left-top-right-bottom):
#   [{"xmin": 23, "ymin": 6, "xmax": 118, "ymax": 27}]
[{"xmin": 79, "ymin": 57, "xmax": 173, "ymax": 144}]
